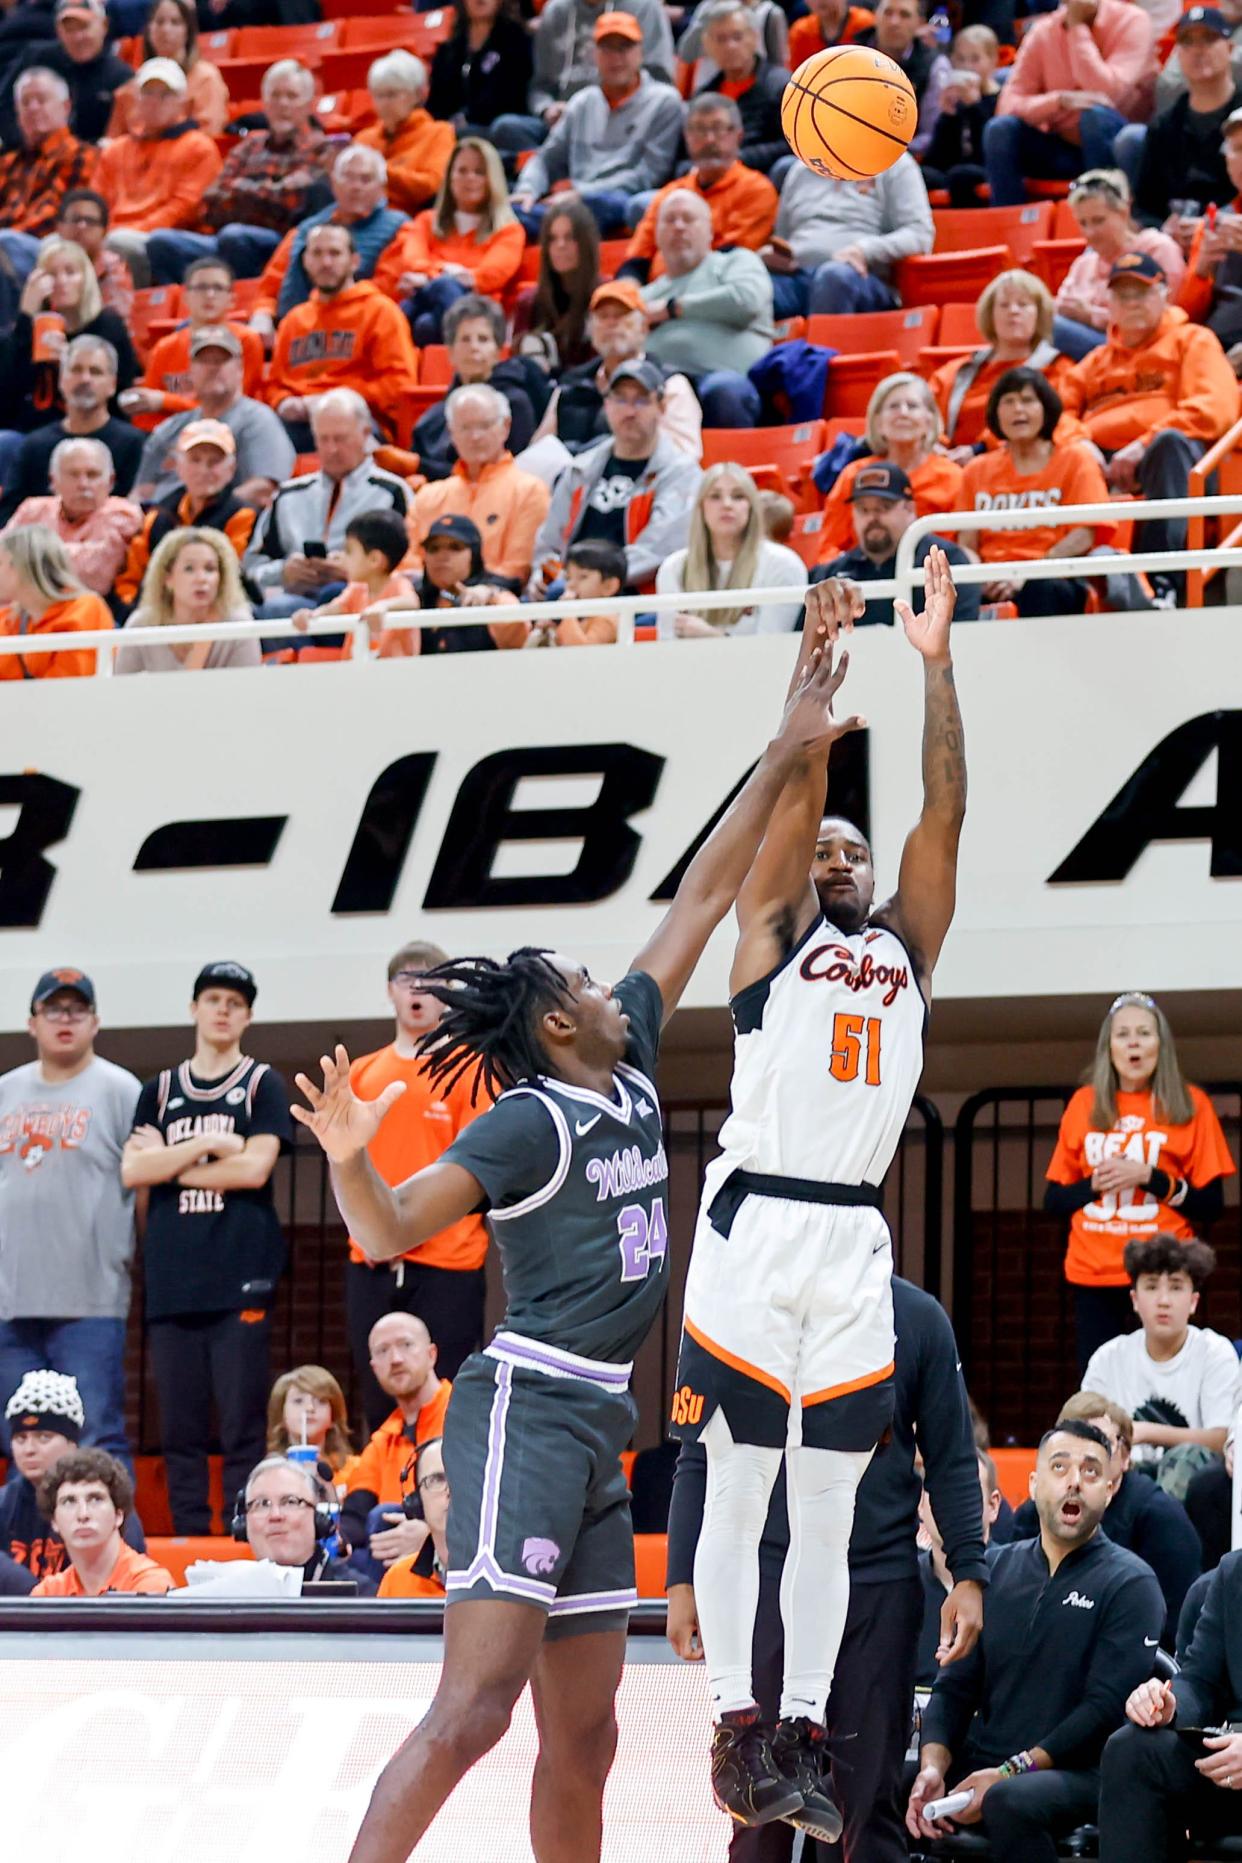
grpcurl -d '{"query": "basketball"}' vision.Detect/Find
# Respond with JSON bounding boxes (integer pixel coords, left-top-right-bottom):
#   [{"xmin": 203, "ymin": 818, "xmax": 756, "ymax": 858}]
[{"xmin": 781, "ymin": 46, "xmax": 918, "ymax": 182}]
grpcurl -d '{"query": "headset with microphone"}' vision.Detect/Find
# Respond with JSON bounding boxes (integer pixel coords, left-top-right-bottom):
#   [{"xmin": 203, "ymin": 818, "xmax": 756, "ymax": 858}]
[{"xmin": 231, "ymin": 1460, "xmax": 337, "ymax": 1544}]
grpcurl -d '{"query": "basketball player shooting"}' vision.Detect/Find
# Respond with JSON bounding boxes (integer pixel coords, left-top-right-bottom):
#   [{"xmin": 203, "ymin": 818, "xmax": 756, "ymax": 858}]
[
  {"xmin": 670, "ymin": 546, "xmax": 968, "ymax": 1841},
  {"xmin": 292, "ymin": 639, "xmax": 866, "ymax": 1863}
]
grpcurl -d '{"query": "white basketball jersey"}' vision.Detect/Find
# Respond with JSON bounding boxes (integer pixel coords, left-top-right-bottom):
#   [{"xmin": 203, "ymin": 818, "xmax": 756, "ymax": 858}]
[{"xmin": 714, "ymin": 913, "xmax": 927, "ymax": 1187}]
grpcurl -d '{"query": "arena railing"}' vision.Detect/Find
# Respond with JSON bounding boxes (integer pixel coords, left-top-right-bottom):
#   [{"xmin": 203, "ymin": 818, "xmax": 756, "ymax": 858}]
[
  {"xmin": 952, "ymin": 1084, "xmax": 1242, "ymax": 1447},
  {"xmin": 3, "ymin": 492, "xmax": 1242, "ymax": 671}
]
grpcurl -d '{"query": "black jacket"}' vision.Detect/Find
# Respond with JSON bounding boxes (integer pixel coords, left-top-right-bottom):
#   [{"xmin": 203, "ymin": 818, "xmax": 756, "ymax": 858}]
[
  {"xmin": 921, "ymin": 1531, "xmax": 1165, "ymax": 1770},
  {"xmin": 2, "ymin": 41, "xmax": 134, "ymax": 148},
  {"xmin": 0, "ymin": 413, "xmax": 143, "ymax": 524},
  {"xmin": 1009, "ymin": 1470, "xmax": 1202, "ymax": 1648},
  {"xmin": 917, "ymin": 1545, "xmax": 1005, "ymax": 1686},
  {"xmin": 412, "ymin": 357, "xmax": 546, "ymax": 480},
  {"xmin": 812, "ymin": 536, "xmax": 980, "ymax": 630},
  {"xmin": 925, "ymin": 89, "xmax": 998, "ymax": 171},
  {"xmin": 667, "ymin": 1277, "xmax": 991, "ymax": 1590},
  {"xmin": 1171, "ymin": 1549, "xmax": 1242, "ymax": 1725},
  {"xmin": 428, "ymin": 16, "xmax": 534, "ymax": 128},
  {"xmin": 1134, "ymin": 84, "xmax": 1242, "ymax": 226},
  {"xmin": 0, "ymin": 307, "xmax": 139, "ymax": 434},
  {"xmin": 0, "ymin": 1471, "xmax": 147, "ymax": 1580},
  {"xmin": 703, "ymin": 59, "xmax": 789, "ymax": 175}
]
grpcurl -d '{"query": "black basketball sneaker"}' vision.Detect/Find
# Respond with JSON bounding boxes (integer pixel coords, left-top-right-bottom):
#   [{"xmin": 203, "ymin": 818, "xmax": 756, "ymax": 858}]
[
  {"xmin": 710, "ymin": 1709, "xmax": 805, "ymax": 1826},
  {"xmin": 772, "ymin": 1717, "xmax": 844, "ymax": 1844}
]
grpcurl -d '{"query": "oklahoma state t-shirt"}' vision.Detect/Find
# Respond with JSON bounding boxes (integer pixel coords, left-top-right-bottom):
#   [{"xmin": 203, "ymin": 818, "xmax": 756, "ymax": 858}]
[
  {"xmin": 1047, "ymin": 1085, "xmax": 1236, "ymax": 1286},
  {"xmin": 960, "ymin": 442, "xmax": 1114, "ymax": 563}
]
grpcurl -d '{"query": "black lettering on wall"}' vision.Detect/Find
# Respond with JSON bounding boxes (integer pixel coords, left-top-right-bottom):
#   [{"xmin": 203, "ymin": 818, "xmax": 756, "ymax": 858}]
[
  {"xmin": 134, "ymin": 818, "xmax": 287, "ymax": 870},
  {"xmin": 332, "ymin": 753, "xmax": 437, "ymax": 914},
  {"xmin": 424, "ymin": 745, "xmax": 663, "ymax": 908},
  {"xmin": 0, "ymin": 774, "xmax": 79, "ymax": 927},
  {"xmin": 1049, "ymin": 712, "xmax": 1242, "ymax": 883}
]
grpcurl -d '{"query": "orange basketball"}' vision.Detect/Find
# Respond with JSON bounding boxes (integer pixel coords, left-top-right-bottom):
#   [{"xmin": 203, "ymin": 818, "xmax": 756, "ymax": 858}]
[{"xmin": 781, "ymin": 46, "xmax": 917, "ymax": 182}]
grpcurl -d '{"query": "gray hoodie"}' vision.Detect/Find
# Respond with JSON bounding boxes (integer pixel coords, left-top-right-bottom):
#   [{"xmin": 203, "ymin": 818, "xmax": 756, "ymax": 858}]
[
  {"xmin": 534, "ymin": 429, "xmax": 702, "ymax": 587},
  {"xmin": 530, "ymin": 0, "xmax": 676, "ymax": 116},
  {"xmin": 520, "ymin": 70, "xmax": 685, "ymax": 202},
  {"xmin": 773, "ymin": 155, "xmax": 935, "ymax": 280}
]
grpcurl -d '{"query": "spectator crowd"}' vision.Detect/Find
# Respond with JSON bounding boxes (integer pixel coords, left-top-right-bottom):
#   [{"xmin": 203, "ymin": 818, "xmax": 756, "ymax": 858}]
[{"xmin": 0, "ymin": 0, "xmax": 1236, "ymax": 665}]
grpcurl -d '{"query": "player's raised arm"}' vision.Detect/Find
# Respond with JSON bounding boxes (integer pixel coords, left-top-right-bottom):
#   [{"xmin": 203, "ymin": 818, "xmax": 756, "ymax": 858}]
[
  {"xmin": 292, "ymin": 1045, "xmax": 483, "ymax": 1262},
  {"xmin": 631, "ymin": 636, "xmax": 865, "ymax": 1023},
  {"xmin": 876, "ymin": 546, "xmax": 965, "ymax": 997}
]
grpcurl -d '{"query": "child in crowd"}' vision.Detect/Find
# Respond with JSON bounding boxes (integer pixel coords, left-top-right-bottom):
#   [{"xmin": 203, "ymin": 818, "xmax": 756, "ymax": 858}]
[
  {"xmin": 266, "ymin": 1365, "xmax": 357, "ymax": 1481},
  {"xmin": 1082, "ymin": 1238, "xmax": 1241, "ymax": 1502},
  {"xmin": 292, "ymin": 510, "xmax": 417, "ymax": 659},
  {"xmin": 522, "ymin": 539, "xmax": 625, "ymax": 646},
  {"xmin": 922, "ymin": 26, "xmax": 1002, "ymax": 208},
  {"xmin": 758, "ymin": 490, "xmax": 796, "ymax": 545}
]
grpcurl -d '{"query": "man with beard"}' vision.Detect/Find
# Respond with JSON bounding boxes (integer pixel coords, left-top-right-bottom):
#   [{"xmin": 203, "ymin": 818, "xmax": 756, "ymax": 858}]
[{"xmin": 810, "ymin": 462, "xmax": 978, "ymax": 628}]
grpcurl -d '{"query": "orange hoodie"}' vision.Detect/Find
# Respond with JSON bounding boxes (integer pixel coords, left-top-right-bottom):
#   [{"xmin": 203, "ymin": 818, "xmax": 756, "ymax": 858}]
[
  {"xmin": 356, "ymin": 109, "xmax": 456, "ymax": 216},
  {"xmin": 1059, "ymin": 306, "xmax": 1241, "ymax": 453},
  {"xmin": 624, "ymin": 162, "xmax": 779, "ymax": 283},
  {"xmin": 96, "ymin": 123, "xmax": 222, "ymax": 233},
  {"xmin": 373, "ymin": 212, "xmax": 526, "ymax": 302},
  {"xmin": 265, "ymin": 280, "xmax": 420, "ymax": 441},
  {"xmin": 0, "ymin": 591, "xmax": 111, "ymax": 679}
]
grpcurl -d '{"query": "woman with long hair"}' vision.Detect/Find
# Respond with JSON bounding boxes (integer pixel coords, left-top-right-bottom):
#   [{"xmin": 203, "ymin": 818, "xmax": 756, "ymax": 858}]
[
  {"xmin": 108, "ymin": 0, "xmax": 230, "ymax": 138},
  {"xmin": 0, "ymin": 523, "xmax": 113, "ymax": 679},
  {"xmin": 1045, "ymin": 992, "xmax": 1235, "ymax": 1374},
  {"xmin": 514, "ymin": 197, "xmax": 600, "ymax": 373},
  {"xmin": 1056, "ymin": 169, "xmax": 1184, "ymax": 362},
  {"xmin": 656, "ymin": 463, "xmax": 807, "ymax": 638},
  {"xmin": 427, "ymin": 0, "xmax": 533, "ymax": 132},
  {"xmin": 115, "ymin": 524, "xmax": 259, "ymax": 672},
  {"xmin": 376, "ymin": 138, "xmax": 524, "ymax": 346},
  {"xmin": 0, "ymin": 237, "xmax": 137, "ymax": 433},
  {"xmin": 929, "ymin": 268, "xmax": 1077, "ymax": 455},
  {"xmin": 813, "ymin": 372, "xmax": 964, "ymax": 566},
  {"xmin": 267, "ymin": 1365, "xmax": 357, "ymax": 1476}
]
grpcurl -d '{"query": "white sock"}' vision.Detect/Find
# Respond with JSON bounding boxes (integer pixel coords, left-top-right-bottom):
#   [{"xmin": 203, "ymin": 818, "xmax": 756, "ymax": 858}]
[
  {"xmin": 778, "ymin": 1443, "xmax": 873, "ymax": 1724},
  {"xmin": 693, "ymin": 1410, "xmax": 783, "ymax": 1721}
]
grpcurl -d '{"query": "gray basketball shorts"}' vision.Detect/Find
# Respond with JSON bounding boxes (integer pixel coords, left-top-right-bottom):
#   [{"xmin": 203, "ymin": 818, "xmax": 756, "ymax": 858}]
[{"xmin": 443, "ymin": 1333, "xmax": 639, "ymax": 1640}]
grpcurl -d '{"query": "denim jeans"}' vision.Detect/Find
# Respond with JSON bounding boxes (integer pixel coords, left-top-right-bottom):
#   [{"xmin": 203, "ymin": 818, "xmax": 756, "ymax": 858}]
[
  {"xmin": 693, "ymin": 368, "xmax": 762, "ymax": 427},
  {"xmin": 146, "ymin": 228, "xmax": 219, "ymax": 285},
  {"xmin": 407, "ymin": 273, "xmax": 471, "ymax": 346},
  {"xmin": 514, "ymin": 188, "xmax": 635, "ymax": 240},
  {"xmin": 0, "ymin": 428, "xmax": 25, "ymax": 493},
  {"xmin": 770, "ymin": 263, "xmax": 899, "ymax": 319},
  {"xmin": 1052, "ymin": 311, "xmax": 1106, "ymax": 360},
  {"xmin": 488, "ymin": 112, "xmax": 550, "ymax": 154},
  {"xmin": 1113, "ymin": 122, "xmax": 1147, "ymax": 198},
  {"xmin": 0, "ymin": 1316, "xmax": 130, "ymax": 1467},
  {"xmin": 983, "ymin": 106, "xmax": 1128, "ymax": 206}
]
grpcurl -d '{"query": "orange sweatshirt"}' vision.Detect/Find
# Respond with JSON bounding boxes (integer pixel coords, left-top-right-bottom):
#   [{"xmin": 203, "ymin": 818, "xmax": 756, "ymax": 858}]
[
  {"xmin": 265, "ymin": 281, "xmax": 420, "ymax": 441},
  {"xmin": 814, "ymin": 452, "xmax": 964, "ymax": 563},
  {"xmin": 96, "ymin": 123, "xmax": 222, "ymax": 233},
  {"xmin": 357, "ymin": 109, "xmax": 455, "ymax": 216},
  {"xmin": 1059, "ymin": 306, "xmax": 1241, "ymax": 453},
  {"xmin": 107, "ymin": 58, "xmax": 231, "ymax": 139},
  {"xmin": 929, "ymin": 349, "xmax": 1082, "ymax": 448},
  {"xmin": 411, "ymin": 455, "xmax": 550, "ymax": 585},
  {"xmin": 787, "ymin": 7, "xmax": 874, "ymax": 64},
  {"xmin": 625, "ymin": 162, "xmax": 779, "ymax": 283},
  {"xmin": 373, "ymin": 212, "xmax": 526, "ymax": 302},
  {"xmin": 141, "ymin": 320, "xmax": 266, "ymax": 415},
  {"xmin": 0, "ymin": 591, "xmax": 111, "ymax": 678}
]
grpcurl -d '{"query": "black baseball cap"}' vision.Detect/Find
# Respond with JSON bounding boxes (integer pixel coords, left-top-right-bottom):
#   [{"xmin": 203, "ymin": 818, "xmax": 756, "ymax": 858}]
[
  {"xmin": 424, "ymin": 514, "xmax": 482, "ymax": 548},
  {"xmin": 607, "ymin": 358, "xmax": 665, "ymax": 395},
  {"xmin": 193, "ymin": 960, "xmax": 257, "ymax": 1005},
  {"xmin": 1107, "ymin": 251, "xmax": 1167, "ymax": 288},
  {"xmin": 30, "ymin": 967, "xmax": 96, "ymax": 1013},
  {"xmin": 1176, "ymin": 5, "xmax": 1230, "ymax": 37},
  {"xmin": 849, "ymin": 462, "xmax": 914, "ymax": 502}
]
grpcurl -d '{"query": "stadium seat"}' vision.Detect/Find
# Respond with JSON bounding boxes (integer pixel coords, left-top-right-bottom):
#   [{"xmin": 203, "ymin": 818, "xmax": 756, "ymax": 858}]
[
  {"xmin": 807, "ymin": 307, "xmax": 938, "ymax": 368},
  {"xmin": 320, "ymin": 46, "xmax": 395, "ymax": 90},
  {"xmin": 895, "ymin": 248, "xmax": 1011, "ymax": 308},
  {"xmin": 633, "ymin": 1532, "xmax": 667, "ymax": 1598},
  {"xmin": 938, "ymin": 303, "xmax": 981, "ymax": 348},
  {"xmin": 218, "ymin": 55, "xmax": 287, "ymax": 98},
  {"xmin": 234, "ymin": 21, "xmax": 340, "ymax": 57},
  {"xmin": 1032, "ymin": 238, "xmax": 1086, "ymax": 294},
  {"xmin": 129, "ymin": 285, "xmax": 183, "ymax": 360},
  {"xmin": 789, "ymin": 510, "xmax": 826, "ymax": 568},
  {"xmin": 990, "ymin": 1445, "xmax": 1038, "ymax": 1507},
  {"xmin": 321, "ymin": 0, "xmax": 410, "ymax": 16},
  {"xmin": 419, "ymin": 345, "xmax": 452, "ymax": 386},
  {"xmin": 597, "ymin": 239, "xmax": 630, "ymax": 280},
  {"xmin": 823, "ymin": 349, "xmax": 903, "ymax": 419},
  {"xmin": 339, "ymin": 10, "xmax": 452, "ymax": 49},
  {"xmin": 148, "ymin": 1537, "xmax": 255, "ymax": 1587},
  {"xmin": 932, "ymin": 203, "xmax": 1054, "ymax": 265},
  {"xmin": 701, "ymin": 419, "xmax": 829, "ymax": 510}
]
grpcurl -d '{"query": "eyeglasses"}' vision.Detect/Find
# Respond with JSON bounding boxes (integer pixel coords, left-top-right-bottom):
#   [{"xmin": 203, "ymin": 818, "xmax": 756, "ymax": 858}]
[
  {"xmin": 417, "ymin": 1470, "xmax": 448, "ymax": 1494},
  {"xmin": 245, "ymin": 1494, "xmax": 314, "ymax": 1515},
  {"xmin": 185, "ymin": 279, "xmax": 230, "ymax": 293},
  {"xmin": 60, "ymin": 213, "xmax": 103, "ymax": 229},
  {"xmin": 37, "ymin": 1003, "xmax": 92, "ymax": 1022}
]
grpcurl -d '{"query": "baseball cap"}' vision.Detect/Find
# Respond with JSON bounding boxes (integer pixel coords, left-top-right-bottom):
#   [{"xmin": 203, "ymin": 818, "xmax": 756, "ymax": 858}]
[
  {"xmin": 590, "ymin": 278, "xmax": 645, "ymax": 315},
  {"xmin": 1225, "ymin": 105, "xmax": 1242, "ymax": 133},
  {"xmin": 193, "ymin": 960, "xmax": 257, "ymax": 1005},
  {"xmin": 55, "ymin": 0, "xmax": 107, "ymax": 17},
  {"xmin": 1176, "ymin": 5, "xmax": 1230, "ymax": 35},
  {"xmin": 594, "ymin": 9, "xmax": 643, "ymax": 40},
  {"xmin": 425, "ymin": 513, "xmax": 483, "ymax": 548},
  {"xmin": 5, "ymin": 1370, "xmax": 84, "ymax": 1441},
  {"xmin": 190, "ymin": 324, "xmax": 242, "ymax": 358},
  {"xmin": 607, "ymin": 357, "xmax": 665, "ymax": 395},
  {"xmin": 849, "ymin": 462, "xmax": 913, "ymax": 502},
  {"xmin": 136, "ymin": 55, "xmax": 189, "ymax": 91},
  {"xmin": 177, "ymin": 418, "xmax": 236, "ymax": 456},
  {"xmin": 30, "ymin": 967, "xmax": 96, "ymax": 1013},
  {"xmin": 1107, "ymin": 251, "xmax": 1167, "ymax": 288}
]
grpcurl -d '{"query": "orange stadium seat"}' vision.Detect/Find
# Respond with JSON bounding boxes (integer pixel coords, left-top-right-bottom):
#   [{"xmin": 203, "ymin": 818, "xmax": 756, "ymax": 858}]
[
  {"xmin": 134, "ymin": 1453, "xmax": 225, "ymax": 1536},
  {"xmin": 990, "ymin": 1446, "xmax": 1038, "ymax": 1507},
  {"xmin": 322, "ymin": 0, "xmax": 410, "ymax": 16},
  {"xmin": 895, "ymin": 247, "xmax": 1010, "ymax": 308},
  {"xmin": 148, "ymin": 1537, "xmax": 255, "ymax": 1587},
  {"xmin": 129, "ymin": 284, "xmax": 183, "ymax": 360},
  {"xmin": 823, "ymin": 349, "xmax": 902, "ymax": 418},
  {"xmin": 932, "ymin": 203, "xmax": 1054, "ymax": 265},
  {"xmin": 1052, "ymin": 199, "xmax": 1081, "ymax": 240},
  {"xmin": 201, "ymin": 28, "xmax": 235, "ymax": 56},
  {"xmin": 597, "ymin": 239, "xmax": 630, "ymax": 280},
  {"xmin": 320, "ymin": 46, "xmax": 397, "ymax": 90},
  {"xmin": 701, "ymin": 419, "xmax": 828, "ymax": 510},
  {"xmin": 1031, "ymin": 237, "xmax": 1086, "ymax": 294},
  {"xmin": 339, "ymin": 9, "xmax": 452, "ymax": 50},
  {"xmin": 938, "ymin": 301, "xmax": 983, "ymax": 348},
  {"xmin": 419, "ymin": 344, "xmax": 453, "ymax": 386},
  {"xmin": 234, "ymin": 21, "xmax": 340, "ymax": 57},
  {"xmin": 633, "ymin": 1533, "xmax": 667, "ymax": 1599},
  {"xmin": 789, "ymin": 510, "xmax": 826, "ymax": 568},
  {"xmin": 218, "ymin": 55, "xmax": 287, "ymax": 98},
  {"xmin": 807, "ymin": 307, "xmax": 938, "ymax": 368}
]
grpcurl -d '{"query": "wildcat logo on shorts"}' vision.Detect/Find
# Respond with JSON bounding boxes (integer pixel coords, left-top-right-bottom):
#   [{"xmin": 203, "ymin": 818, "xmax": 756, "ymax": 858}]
[
  {"xmin": 522, "ymin": 1537, "xmax": 560, "ymax": 1576},
  {"xmin": 670, "ymin": 1385, "xmax": 704, "ymax": 1427}
]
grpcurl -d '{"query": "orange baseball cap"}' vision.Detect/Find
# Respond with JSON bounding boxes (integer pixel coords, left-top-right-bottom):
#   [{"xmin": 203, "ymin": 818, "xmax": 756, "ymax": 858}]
[
  {"xmin": 594, "ymin": 9, "xmax": 643, "ymax": 41},
  {"xmin": 589, "ymin": 278, "xmax": 645, "ymax": 313}
]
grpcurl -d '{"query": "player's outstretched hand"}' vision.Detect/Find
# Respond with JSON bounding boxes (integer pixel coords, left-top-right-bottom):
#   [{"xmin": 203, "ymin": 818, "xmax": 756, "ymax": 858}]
[
  {"xmin": 292, "ymin": 1043, "xmax": 406, "ymax": 1163},
  {"xmin": 802, "ymin": 575, "xmax": 866, "ymax": 648},
  {"xmin": 895, "ymin": 544, "xmax": 956, "ymax": 664},
  {"xmin": 777, "ymin": 640, "xmax": 866, "ymax": 762}
]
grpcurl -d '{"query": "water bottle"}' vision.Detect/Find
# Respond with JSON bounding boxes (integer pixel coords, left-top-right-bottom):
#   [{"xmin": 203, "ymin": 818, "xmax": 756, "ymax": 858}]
[
  {"xmin": 287, "ymin": 1444, "xmax": 344, "ymax": 1560},
  {"xmin": 930, "ymin": 9, "xmax": 952, "ymax": 46}
]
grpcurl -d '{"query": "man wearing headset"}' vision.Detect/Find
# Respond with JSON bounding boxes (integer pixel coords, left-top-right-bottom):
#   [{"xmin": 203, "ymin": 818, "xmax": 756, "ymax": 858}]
[{"xmin": 238, "ymin": 1455, "xmax": 377, "ymax": 1596}]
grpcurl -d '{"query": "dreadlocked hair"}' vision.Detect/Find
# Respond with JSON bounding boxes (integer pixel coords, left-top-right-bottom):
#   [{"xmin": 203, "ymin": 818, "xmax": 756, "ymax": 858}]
[{"xmin": 415, "ymin": 948, "xmax": 575, "ymax": 1101}]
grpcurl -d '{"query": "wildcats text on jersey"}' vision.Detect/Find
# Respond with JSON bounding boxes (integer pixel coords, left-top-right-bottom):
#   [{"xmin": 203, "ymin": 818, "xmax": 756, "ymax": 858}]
[{"xmin": 586, "ymin": 1142, "xmax": 670, "ymax": 1203}]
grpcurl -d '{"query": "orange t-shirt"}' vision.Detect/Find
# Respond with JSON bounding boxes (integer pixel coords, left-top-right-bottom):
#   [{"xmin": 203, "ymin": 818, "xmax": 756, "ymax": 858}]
[
  {"xmin": 347, "ymin": 1045, "xmax": 492, "ymax": 1269},
  {"xmin": 31, "ymin": 1542, "xmax": 175, "ymax": 1596},
  {"xmin": 0, "ymin": 592, "xmax": 111, "ymax": 679},
  {"xmin": 959, "ymin": 442, "xmax": 1114, "ymax": 562},
  {"xmin": 378, "ymin": 1553, "xmax": 446, "ymax": 1598},
  {"xmin": 344, "ymin": 1383, "xmax": 453, "ymax": 1506},
  {"xmin": 814, "ymin": 452, "xmax": 964, "ymax": 564},
  {"xmin": 1047, "ymin": 1085, "xmax": 1236, "ymax": 1287},
  {"xmin": 787, "ymin": 7, "xmax": 874, "ymax": 63}
]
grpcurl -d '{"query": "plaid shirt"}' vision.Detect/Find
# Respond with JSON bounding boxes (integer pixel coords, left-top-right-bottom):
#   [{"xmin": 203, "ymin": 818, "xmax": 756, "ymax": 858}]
[
  {"xmin": 202, "ymin": 124, "xmax": 333, "ymax": 235},
  {"xmin": 0, "ymin": 127, "xmax": 97, "ymax": 237}
]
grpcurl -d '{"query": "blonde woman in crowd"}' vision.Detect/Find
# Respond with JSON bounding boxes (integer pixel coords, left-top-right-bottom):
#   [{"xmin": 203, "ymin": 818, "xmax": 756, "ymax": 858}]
[
  {"xmin": 656, "ymin": 462, "xmax": 806, "ymax": 638},
  {"xmin": 0, "ymin": 522, "xmax": 113, "ymax": 679},
  {"xmin": 115, "ymin": 525, "xmax": 259, "ymax": 672}
]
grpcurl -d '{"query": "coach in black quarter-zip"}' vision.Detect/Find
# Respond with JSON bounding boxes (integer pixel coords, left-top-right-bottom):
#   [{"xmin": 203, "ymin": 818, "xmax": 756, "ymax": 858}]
[{"xmin": 909, "ymin": 1419, "xmax": 1166, "ymax": 1861}]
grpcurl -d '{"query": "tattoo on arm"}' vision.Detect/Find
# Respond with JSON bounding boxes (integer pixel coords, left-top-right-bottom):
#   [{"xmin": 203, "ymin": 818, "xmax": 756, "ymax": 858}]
[{"xmin": 923, "ymin": 660, "xmax": 967, "ymax": 827}]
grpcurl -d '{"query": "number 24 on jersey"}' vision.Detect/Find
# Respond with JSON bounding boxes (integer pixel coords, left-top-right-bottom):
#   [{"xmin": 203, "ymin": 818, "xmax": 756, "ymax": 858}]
[{"xmin": 617, "ymin": 1198, "xmax": 668, "ymax": 1283}]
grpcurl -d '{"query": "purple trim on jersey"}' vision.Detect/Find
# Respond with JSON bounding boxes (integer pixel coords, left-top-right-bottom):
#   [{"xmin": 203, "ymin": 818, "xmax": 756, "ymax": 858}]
[
  {"xmin": 486, "ymin": 1334, "xmax": 631, "ymax": 1390},
  {"xmin": 446, "ymin": 1549, "xmax": 557, "ymax": 1604},
  {"xmin": 479, "ymin": 1357, "xmax": 512, "ymax": 1554},
  {"xmin": 548, "ymin": 1587, "xmax": 637, "ymax": 1614}
]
